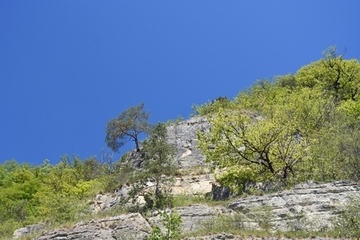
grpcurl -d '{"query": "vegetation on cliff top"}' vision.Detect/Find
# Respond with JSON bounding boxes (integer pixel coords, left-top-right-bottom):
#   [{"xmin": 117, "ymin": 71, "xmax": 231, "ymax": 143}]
[{"xmin": 198, "ymin": 47, "xmax": 360, "ymax": 191}]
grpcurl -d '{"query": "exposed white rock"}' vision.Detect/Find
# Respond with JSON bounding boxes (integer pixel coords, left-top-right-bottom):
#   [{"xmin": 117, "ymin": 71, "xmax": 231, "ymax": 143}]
[
  {"xmin": 228, "ymin": 180, "xmax": 360, "ymax": 232},
  {"xmin": 174, "ymin": 204, "xmax": 233, "ymax": 231},
  {"xmin": 171, "ymin": 174, "xmax": 215, "ymax": 195},
  {"xmin": 167, "ymin": 116, "xmax": 211, "ymax": 168}
]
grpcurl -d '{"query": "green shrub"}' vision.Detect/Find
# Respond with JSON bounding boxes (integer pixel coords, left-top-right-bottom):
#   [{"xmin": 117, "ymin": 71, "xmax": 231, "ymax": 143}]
[
  {"xmin": 248, "ymin": 204, "xmax": 274, "ymax": 232},
  {"xmin": 148, "ymin": 209, "xmax": 182, "ymax": 240},
  {"xmin": 192, "ymin": 96, "xmax": 234, "ymax": 116},
  {"xmin": 335, "ymin": 196, "xmax": 360, "ymax": 238},
  {"xmin": 0, "ymin": 219, "xmax": 21, "ymax": 240}
]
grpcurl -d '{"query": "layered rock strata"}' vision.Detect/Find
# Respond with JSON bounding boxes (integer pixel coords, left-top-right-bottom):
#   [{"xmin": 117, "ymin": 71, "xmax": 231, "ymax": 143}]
[
  {"xmin": 229, "ymin": 180, "xmax": 360, "ymax": 231},
  {"xmin": 33, "ymin": 213, "xmax": 151, "ymax": 240}
]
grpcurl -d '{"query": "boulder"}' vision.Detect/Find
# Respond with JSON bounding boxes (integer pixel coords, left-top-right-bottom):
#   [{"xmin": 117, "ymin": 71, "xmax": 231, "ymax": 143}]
[{"xmin": 13, "ymin": 224, "xmax": 45, "ymax": 239}]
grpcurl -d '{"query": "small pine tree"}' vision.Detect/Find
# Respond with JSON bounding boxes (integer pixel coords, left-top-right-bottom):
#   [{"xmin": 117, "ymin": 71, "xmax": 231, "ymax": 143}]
[{"xmin": 130, "ymin": 122, "xmax": 178, "ymax": 210}]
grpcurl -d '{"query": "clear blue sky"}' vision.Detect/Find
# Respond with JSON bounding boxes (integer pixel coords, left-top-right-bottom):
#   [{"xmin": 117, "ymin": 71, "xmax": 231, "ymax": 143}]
[{"xmin": 1, "ymin": 1, "xmax": 359, "ymax": 166}]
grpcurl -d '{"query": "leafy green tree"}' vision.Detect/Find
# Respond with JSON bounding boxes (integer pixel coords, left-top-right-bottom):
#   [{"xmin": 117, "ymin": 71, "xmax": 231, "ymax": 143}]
[
  {"xmin": 295, "ymin": 47, "xmax": 360, "ymax": 103},
  {"xmin": 105, "ymin": 103, "xmax": 151, "ymax": 152},
  {"xmin": 235, "ymin": 80, "xmax": 287, "ymax": 114},
  {"xmin": 335, "ymin": 121, "xmax": 360, "ymax": 181},
  {"xmin": 83, "ymin": 157, "xmax": 104, "ymax": 181},
  {"xmin": 275, "ymin": 74, "xmax": 298, "ymax": 90},
  {"xmin": 198, "ymin": 107, "xmax": 310, "ymax": 190},
  {"xmin": 0, "ymin": 161, "xmax": 46, "ymax": 238},
  {"xmin": 0, "ymin": 157, "xmax": 102, "ymax": 238}
]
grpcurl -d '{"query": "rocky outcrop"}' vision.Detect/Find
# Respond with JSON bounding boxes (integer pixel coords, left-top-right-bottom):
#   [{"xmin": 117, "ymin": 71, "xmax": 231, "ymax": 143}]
[
  {"xmin": 172, "ymin": 174, "xmax": 215, "ymax": 195},
  {"xmin": 15, "ymin": 181, "xmax": 360, "ymax": 239},
  {"xmin": 90, "ymin": 184, "xmax": 132, "ymax": 212},
  {"xmin": 29, "ymin": 205, "xmax": 229, "ymax": 240},
  {"xmin": 89, "ymin": 174, "xmax": 216, "ymax": 213},
  {"xmin": 34, "ymin": 213, "xmax": 151, "ymax": 240},
  {"xmin": 167, "ymin": 116, "xmax": 211, "ymax": 168},
  {"xmin": 229, "ymin": 180, "xmax": 360, "ymax": 232},
  {"xmin": 13, "ymin": 224, "xmax": 45, "ymax": 239},
  {"xmin": 147, "ymin": 204, "xmax": 233, "ymax": 233}
]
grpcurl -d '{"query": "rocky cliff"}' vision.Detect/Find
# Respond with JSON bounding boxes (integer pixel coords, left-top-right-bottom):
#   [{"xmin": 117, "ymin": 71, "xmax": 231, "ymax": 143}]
[
  {"xmin": 167, "ymin": 116, "xmax": 210, "ymax": 168},
  {"xmin": 15, "ymin": 180, "xmax": 360, "ymax": 239},
  {"xmin": 229, "ymin": 180, "xmax": 360, "ymax": 232}
]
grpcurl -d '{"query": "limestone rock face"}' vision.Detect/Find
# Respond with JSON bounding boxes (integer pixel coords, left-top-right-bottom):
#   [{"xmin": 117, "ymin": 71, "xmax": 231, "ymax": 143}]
[
  {"xmin": 228, "ymin": 181, "xmax": 360, "ymax": 231},
  {"xmin": 174, "ymin": 204, "xmax": 232, "ymax": 231},
  {"xmin": 15, "ymin": 181, "xmax": 360, "ymax": 239},
  {"xmin": 120, "ymin": 116, "xmax": 211, "ymax": 169},
  {"xmin": 34, "ymin": 213, "xmax": 151, "ymax": 240},
  {"xmin": 167, "ymin": 116, "xmax": 210, "ymax": 168},
  {"xmin": 172, "ymin": 174, "xmax": 215, "ymax": 195},
  {"xmin": 89, "ymin": 174, "xmax": 216, "ymax": 214}
]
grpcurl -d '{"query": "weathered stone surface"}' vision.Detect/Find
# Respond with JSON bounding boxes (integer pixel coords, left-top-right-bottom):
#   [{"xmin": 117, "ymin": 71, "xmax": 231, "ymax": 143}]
[
  {"xmin": 89, "ymin": 174, "xmax": 216, "ymax": 213},
  {"xmin": 15, "ymin": 181, "xmax": 360, "ymax": 239},
  {"xmin": 13, "ymin": 224, "xmax": 45, "ymax": 239},
  {"xmin": 85, "ymin": 181, "xmax": 360, "ymax": 235},
  {"xmin": 90, "ymin": 193, "xmax": 121, "ymax": 212},
  {"xmin": 172, "ymin": 174, "xmax": 215, "ymax": 195},
  {"xmin": 34, "ymin": 213, "xmax": 151, "ymax": 240},
  {"xmin": 90, "ymin": 183, "xmax": 139, "ymax": 213},
  {"xmin": 228, "ymin": 180, "xmax": 360, "ymax": 231},
  {"xmin": 148, "ymin": 204, "xmax": 232, "ymax": 233},
  {"xmin": 175, "ymin": 204, "xmax": 233, "ymax": 232},
  {"xmin": 210, "ymin": 183, "xmax": 233, "ymax": 200},
  {"xmin": 167, "ymin": 116, "xmax": 211, "ymax": 168}
]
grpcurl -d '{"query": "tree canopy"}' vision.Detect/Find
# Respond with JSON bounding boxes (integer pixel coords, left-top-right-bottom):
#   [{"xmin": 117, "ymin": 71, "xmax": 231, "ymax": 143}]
[{"xmin": 105, "ymin": 103, "xmax": 151, "ymax": 152}]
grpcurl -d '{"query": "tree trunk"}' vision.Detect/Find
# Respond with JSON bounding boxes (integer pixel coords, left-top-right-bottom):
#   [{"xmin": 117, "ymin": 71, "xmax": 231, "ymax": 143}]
[{"xmin": 134, "ymin": 137, "xmax": 140, "ymax": 152}]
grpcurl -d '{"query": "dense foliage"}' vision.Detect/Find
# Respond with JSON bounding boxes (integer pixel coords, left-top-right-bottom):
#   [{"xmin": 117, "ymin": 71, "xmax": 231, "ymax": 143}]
[
  {"xmin": 0, "ymin": 156, "xmax": 111, "ymax": 237},
  {"xmin": 0, "ymin": 110, "xmax": 177, "ymax": 238},
  {"xmin": 198, "ymin": 47, "xmax": 360, "ymax": 191}
]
